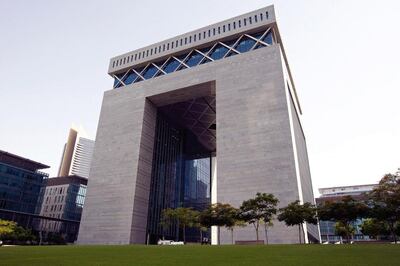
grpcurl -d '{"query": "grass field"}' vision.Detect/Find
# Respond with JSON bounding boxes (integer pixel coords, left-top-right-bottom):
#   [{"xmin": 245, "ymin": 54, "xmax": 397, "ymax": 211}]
[{"xmin": 0, "ymin": 244, "xmax": 399, "ymax": 266}]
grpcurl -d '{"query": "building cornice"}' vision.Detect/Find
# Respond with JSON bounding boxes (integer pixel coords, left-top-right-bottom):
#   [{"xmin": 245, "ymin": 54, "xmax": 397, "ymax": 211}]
[{"xmin": 108, "ymin": 5, "xmax": 276, "ymax": 74}]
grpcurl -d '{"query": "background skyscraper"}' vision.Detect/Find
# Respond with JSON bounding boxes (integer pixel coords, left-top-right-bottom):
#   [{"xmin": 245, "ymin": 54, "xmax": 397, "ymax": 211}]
[{"xmin": 58, "ymin": 126, "xmax": 94, "ymax": 179}]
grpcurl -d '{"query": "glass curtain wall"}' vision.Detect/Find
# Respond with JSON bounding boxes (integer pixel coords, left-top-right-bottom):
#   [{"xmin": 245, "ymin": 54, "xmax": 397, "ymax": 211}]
[
  {"xmin": 0, "ymin": 163, "xmax": 47, "ymax": 215},
  {"xmin": 147, "ymin": 112, "xmax": 211, "ymax": 244}
]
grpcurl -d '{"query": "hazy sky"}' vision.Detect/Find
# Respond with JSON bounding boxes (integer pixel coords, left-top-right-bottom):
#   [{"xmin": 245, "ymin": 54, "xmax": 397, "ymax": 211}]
[{"xmin": 1, "ymin": 0, "xmax": 399, "ymax": 196}]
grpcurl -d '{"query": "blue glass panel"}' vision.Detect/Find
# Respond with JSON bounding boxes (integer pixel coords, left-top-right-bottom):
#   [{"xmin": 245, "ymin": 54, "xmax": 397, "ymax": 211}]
[
  {"xmin": 200, "ymin": 57, "xmax": 211, "ymax": 65},
  {"xmin": 163, "ymin": 58, "xmax": 180, "ymax": 73},
  {"xmin": 250, "ymin": 32, "xmax": 264, "ymax": 40},
  {"xmin": 200, "ymin": 47, "xmax": 211, "ymax": 54},
  {"xmin": 224, "ymin": 39, "xmax": 236, "ymax": 47},
  {"xmin": 153, "ymin": 60, "xmax": 166, "ymax": 77},
  {"xmin": 177, "ymin": 64, "xmax": 188, "ymax": 71},
  {"xmin": 123, "ymin": 71, "xmax": 138, "ymax": 85},
  {"xmin": 135, "ymin": 67, "xmax": 145, "ymax": 75},
  {"xmin": 142, "ymin": 65, "xmax": 158, "ymax": 79},
  {"xmin": 113, "ymin": 78, "xmax": 121, "ymax": 88},
  {"xmin": 177, "ymin": 53, "xmax": 188, "ymax": 61},
  {"xmin": 153, "ymin": 60, "xmax": 165, "ymax": 68},
  {"xmin": 147, "ymin": 112, "xmax": 211, "ymax": 244},
  {"xmin": 209, "ymin": 44, "xmax": 229, "ymax": 60},
  {"xmin": 114, "ymin": 73, "xmax": 125, "ymax": 88},
  {"xmin": 132, "ymin": 67, "xmax": 145, "ymax": 83},
  {"xmin": 262, "ymin": 31, "xmax": 273, "ymax": 45},
  {"xmin": 185, "ymin": 52, "xmax": 204, "ymax": 67},
  {"xmin": 253, "ymin": 43, "xmax": 265, "ymax": 50},
  {"xmin": 224, "ymin": 40, "xmax": 238, "ymax": 57},
  {"xmin": 235, "ymin": 37, "xmax": 256, "ymax": 53}
]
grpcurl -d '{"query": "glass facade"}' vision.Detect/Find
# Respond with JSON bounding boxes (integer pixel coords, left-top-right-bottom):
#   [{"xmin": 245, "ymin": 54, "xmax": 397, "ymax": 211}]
[
  {"xmin": 0, "ymin": 162, "xmax": 48, "ymax": 215},
  {"xmin": 319, "ymin": 219, "xmax": 371, "ymax": 242},
  {"xmin": 147, "ymin": 112, "xmax": 211, "ymax": 243},
  {"xmin": 36, "ymin": 178, "xmax": 87, "ymax": 222},
  {"xmin": 64, "ymin": 183, "xmax": 86, "ymax": 221},
  {"xmin": 114, "ymin": 29, "xmax": 274, "ymax": 88},
  {"xmin": 35, "ymin": 178, "xmax": 87, "ymax": 242}
]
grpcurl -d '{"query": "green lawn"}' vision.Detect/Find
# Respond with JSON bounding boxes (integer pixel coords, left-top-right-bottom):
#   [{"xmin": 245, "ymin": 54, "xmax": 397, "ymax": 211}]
[{"xmin": 0, "ymin": 244, "xmax": 399, "ymax": 266}]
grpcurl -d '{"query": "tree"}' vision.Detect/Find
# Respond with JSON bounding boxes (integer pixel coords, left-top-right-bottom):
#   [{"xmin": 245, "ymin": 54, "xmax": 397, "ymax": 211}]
[
  {"xmin": 395, "ymin": 222, "xmax": 400, "ymax": 238},
  {"xmin": 227, "ymin": 219, "xmax": 246, "ymax": 245},
  {"xmin": 46, "ymin": 232, "xmax": 66, "ymax": 245},
  {"xmin": 190, "ymin": 211, "xmax": 209, "ymax": 244},
  {"xmin": 262, "ymin": 220, "xmax": 274, "ymax": 245},
  {"xmin": 198, "ymin": 225, "xmax": 209, "ymax": 244},
  {"xmin": 360, "ymin": 218, "xmax": 389, "ymax": 240},
  {"xmin": 0, "ymin": 220, "xmax": 16, "ymax": 240},
  {"xmin": 318, "ymin": 196, "xmax": 368, "ymax": 244},
  {"xmin": 160, "ymin": 208, "xmax": 174, "ymax": 240},
  {"xmin": 335, "ymin": 221, "xmax": 355, "ymax": 242},
  {"xmin": 239, "ymin": 193, "xmax": 279, "ymax": 244},
  {"xmin": 0, "ymin": 219, "xmax": 36, "ymax": 244},
  {"xmin": 199, "ymin": 203, "xmax": 237, "ymax": 245},
  {"xmin": 368, "ymin": 173, "xmax": 400, "ymax": 243},
  {"xmin": 278, "ymin": 200, "xmax": 317, "ymax": 244},
  {"xmin": 161, "ymin": 207, "xmax": 199, "ymax": 243}
]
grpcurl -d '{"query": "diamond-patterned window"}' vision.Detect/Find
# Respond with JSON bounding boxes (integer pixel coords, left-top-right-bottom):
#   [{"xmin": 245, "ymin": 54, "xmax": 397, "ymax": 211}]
[
  {"xmin": 199, "ymin": 47, "xmax": 210, "ymax": 54},
  {"xmin": 236, "ymin": 37, "xmax": 256, "ymax": 53},
  {"xmin": 177, "ymin": 53, "xmax": 187, "ymax": 61},
  {"xmin": 142, "ymin": 65, "xmax": 158, "ymax": 79},
  {"xmin": 209, "ymin": 44, "xmax": 229, "ymax": 60},
  {"xmin": 114, "ymin": 78, "xmax": 121, "ymax": 88},
  {"xmin": 151, "ymin": 61, "xmax": 165, "ymax": 77},
  {"xmin": 185, "ymin": 51, "xmax": 204, "ymax": 67},
  {"xmin": 200, "ymin": 57, "xmax": 212, "ymax": 65},
  {"xmin": 113, "ymin": 28, "xmax": 275, "ymax": 88},
  {"xmin": 250, "ymin": 32, "xmax": 264, "ymax": 40},
  {"xmin": 225, "ymin": 40, "xmax": 239, "ymax": 57},
  {"xmin": 114, "ymin": 72, "xmax": 125, "ymax": 88},
  {"xmin": 263, "ymin": 31, "xmax": 273, "ymax": 45},
  {"xmin": 163, "ymin": 58, "xmax": 180, "ymax": 73},
  {"xmin": 197, "ymin": 47, "xmax": 212, "ymax": 65},
  {"xmin": 123, "ymin": 70, "xmax": 138, "ymax": 85},
  {"xmin": 224, "ymin": 39, "xmax": 237, "ymax": 48},
  {"xmin": 175, "ymin": 54, "xmax": 189, "ymax": 71},
  {"xmin": 253, "ymin": 43, "xmax": 264, "ymax": 50}
]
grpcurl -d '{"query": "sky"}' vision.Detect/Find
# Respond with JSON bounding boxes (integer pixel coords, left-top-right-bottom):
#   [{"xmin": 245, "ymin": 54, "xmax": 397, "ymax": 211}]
[{"xmin": 0, "ymin": 0, "xmax": 399, "ymax": 196}]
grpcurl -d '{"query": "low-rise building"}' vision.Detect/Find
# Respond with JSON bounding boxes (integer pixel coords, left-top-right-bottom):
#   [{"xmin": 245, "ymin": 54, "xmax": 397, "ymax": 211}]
[
  {"xmin": 0, "ymin": 150, "xmax": 49, "ymax": 224},
  {"xmin": 37, "ymin": 175, "xmax": 87, "ymax": 237},
  {"xmin": 316, "ymin": 184, "xmax": 377, "ymax": 243}
]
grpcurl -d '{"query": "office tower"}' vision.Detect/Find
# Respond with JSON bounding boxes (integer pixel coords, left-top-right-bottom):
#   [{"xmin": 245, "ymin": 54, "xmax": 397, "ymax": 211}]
[
  {"xmin": 78, "ymin": 5, "xmax": 319, "ymax": 244},
  {"xmin": 58, "ymin": 127, "xmax": 94, "ymax": 179}
]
